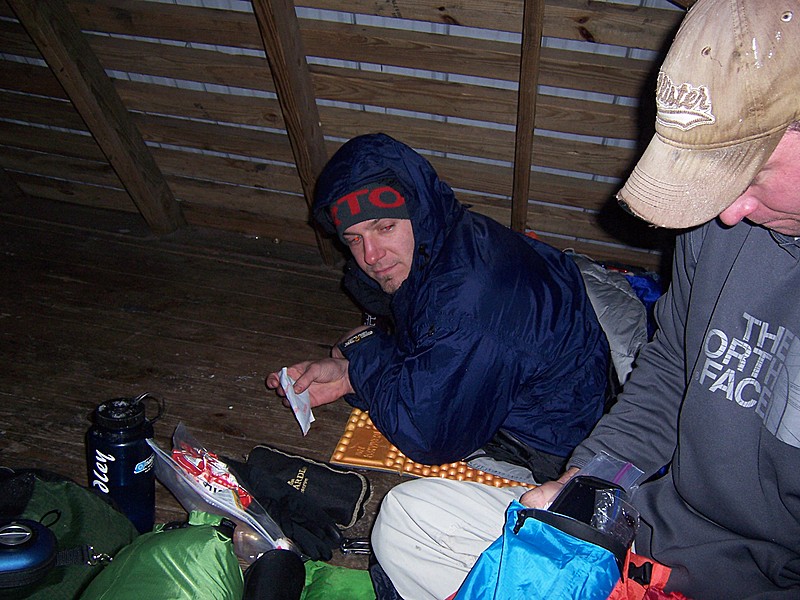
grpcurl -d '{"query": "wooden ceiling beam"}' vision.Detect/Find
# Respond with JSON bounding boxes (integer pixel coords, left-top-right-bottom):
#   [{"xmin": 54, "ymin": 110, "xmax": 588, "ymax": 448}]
[
  {"xmin": 251, "ymin": 0, "xmax": 335, "ymax": 266},
  {"xmin": 6, "ymin": 0, "xmax": 185, "ymax": 235},
  {"xmin": 512, "ymin": 0, "xmax": 546, "ymax": 232},
  {"xmin": 0, "ymin": 166, "xmax": 28, "ymax": 202}
]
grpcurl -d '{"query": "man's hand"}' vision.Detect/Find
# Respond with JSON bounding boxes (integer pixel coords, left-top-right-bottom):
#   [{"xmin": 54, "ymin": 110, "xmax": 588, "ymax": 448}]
[
  {"xmin": 266, "ymin": 358, "xmax": 354, "ymax": 408},
  {"xmin": 520, "ymin": 467, "xmax": 580, "ymax": 509}
]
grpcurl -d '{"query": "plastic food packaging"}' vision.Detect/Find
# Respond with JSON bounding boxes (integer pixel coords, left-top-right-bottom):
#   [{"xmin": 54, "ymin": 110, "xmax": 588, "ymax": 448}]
[
  {"xmin": 147, "ymin": 423, "xmax": 299, "ymax": 563},
  {"xmin": 279, "ymin": 367, "xmax": 315, "ymax": 435},
  {"xmin": 579, "ymin": 451, "xmax": 645, "ymax": 496}
]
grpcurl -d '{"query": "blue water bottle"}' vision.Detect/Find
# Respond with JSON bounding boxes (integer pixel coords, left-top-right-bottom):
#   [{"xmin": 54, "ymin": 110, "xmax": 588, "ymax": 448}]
[{"xmin": 86, "ymin": 393, "xmax": 164, "ymax": 533}]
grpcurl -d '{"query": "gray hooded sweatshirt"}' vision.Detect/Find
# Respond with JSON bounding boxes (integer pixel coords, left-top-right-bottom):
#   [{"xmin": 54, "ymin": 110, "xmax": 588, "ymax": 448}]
[{"xmin": 571, "ymin": 219, "xmax": 800, "ymax": 599}]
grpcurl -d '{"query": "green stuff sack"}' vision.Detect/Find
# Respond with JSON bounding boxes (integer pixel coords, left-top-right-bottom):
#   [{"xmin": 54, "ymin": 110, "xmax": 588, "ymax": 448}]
[
  {"xmin": 301, "ymin": 560, "xmax": 375, "ymax": 600},
  {"xmin": 0, "ymin": 471, "xmax": 138, "ymax": 600},
  {"xmin": 79, "ymin": 511, "xmax": 243, "ymax": 600}
]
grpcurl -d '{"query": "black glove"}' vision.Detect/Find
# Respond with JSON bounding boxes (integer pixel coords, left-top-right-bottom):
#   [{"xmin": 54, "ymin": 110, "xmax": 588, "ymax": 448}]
[
  {"xmin": 225, "ymin": 457, "xmax": 343, "ymax": 561},
  {"xmin": 243, "ymin": 445, "xmax": 371, "ymax": 529}
]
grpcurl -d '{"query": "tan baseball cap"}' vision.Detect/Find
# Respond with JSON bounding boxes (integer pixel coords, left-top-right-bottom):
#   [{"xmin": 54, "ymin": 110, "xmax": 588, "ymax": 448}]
[{"xmin": 617, "ymin": 0, "xmax": 800, "ymax": 229}]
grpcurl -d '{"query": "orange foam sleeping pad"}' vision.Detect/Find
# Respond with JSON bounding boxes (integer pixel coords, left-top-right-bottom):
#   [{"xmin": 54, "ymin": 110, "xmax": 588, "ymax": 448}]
[{"xmin": 330, "ymin": 408, "xmax": 529, "ymax": 488}]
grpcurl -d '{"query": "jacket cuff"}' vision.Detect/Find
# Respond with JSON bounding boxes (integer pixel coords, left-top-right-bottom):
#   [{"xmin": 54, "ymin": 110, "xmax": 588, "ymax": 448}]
[{"xmin": 337, "ymin": 327, "xmax": 377, "ymax": 359}]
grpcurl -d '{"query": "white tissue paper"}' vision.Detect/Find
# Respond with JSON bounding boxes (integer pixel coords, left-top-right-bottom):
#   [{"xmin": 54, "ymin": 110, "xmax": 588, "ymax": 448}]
[{"xmin": 279, "ymin": 366, "xmax": 315, "ymax": 435}]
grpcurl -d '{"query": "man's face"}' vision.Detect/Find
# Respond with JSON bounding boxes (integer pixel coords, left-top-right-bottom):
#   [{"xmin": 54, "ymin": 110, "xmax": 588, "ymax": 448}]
[
  {"xmin": 718, "ymin": 129, "xmax": 800, "ymax": 236},
  {"xmin": 343, "ymin": 218, "xmax": 415, "ymax": 293}
]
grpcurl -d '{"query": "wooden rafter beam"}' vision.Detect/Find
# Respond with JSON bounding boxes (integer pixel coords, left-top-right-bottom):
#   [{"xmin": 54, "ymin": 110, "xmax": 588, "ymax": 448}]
[
  {"xmin": 511, "ymin": 0, "xmax": 546, "ymax": 232},
  {"xmin": 251, "ymin": 0, "xmax": 335, "ymax": 266},
  {"xmin": 0, "ymin": 166, "xmax": 28, "ymax": 202},
  {"xmin": 7, "ymin": 0, "xmax": 185, "ymax": 235}
]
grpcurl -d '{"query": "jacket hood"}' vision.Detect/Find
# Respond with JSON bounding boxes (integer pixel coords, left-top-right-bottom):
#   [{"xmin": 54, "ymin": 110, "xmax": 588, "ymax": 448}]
[{"xmin": 314, "ymin": 133, "xmax": 464, "ymax": 265}]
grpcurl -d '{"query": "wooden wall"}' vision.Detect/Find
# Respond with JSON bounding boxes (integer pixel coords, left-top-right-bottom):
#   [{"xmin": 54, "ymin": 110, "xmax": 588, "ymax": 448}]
[{"xmin": 0, "ymin": 0, "xmax": 688, "ymax": 272}]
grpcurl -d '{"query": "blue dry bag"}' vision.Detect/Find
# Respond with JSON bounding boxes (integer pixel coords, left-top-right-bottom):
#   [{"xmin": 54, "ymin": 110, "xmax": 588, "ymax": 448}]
[{"xmin": 454, "ymin": 500, "xmax": 621, "ymax": 600}]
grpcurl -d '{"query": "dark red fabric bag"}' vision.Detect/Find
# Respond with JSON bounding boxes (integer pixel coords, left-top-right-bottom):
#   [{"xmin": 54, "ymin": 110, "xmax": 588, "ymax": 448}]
[{"xmin": 607, "ymin": 551, "xmax": 689, "ymax": 600}]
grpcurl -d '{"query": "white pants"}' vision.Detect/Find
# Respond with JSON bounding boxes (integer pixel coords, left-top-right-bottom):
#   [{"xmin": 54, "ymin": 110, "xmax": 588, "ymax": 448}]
[{"xmin": 371, "ymin": 478, "xmax": 528, "ymax": 600}]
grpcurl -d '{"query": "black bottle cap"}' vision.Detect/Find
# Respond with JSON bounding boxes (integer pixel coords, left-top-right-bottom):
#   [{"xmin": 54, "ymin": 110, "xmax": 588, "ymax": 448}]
[{"xmin": 93, "ymin": 397, "xmax": 146, "ymax": 430}]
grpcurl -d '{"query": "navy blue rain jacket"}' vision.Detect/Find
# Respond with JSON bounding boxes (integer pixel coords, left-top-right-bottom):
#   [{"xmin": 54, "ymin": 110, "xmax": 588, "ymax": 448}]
[{"xmin": 314, "ymin": 134, "xmax": 609, "ymax": 464}]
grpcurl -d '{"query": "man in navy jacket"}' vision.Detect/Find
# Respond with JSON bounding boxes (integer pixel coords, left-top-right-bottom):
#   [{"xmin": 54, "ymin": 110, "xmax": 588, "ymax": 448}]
[{"xmin": 267, "ymin": 133, "xmax": 609, "ymax": 481}]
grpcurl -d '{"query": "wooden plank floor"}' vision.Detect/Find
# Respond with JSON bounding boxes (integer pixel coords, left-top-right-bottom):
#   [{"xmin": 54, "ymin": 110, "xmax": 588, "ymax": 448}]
[{"xmin": 0, "ymin": 197, "xmax": 406, "ymax": 570}]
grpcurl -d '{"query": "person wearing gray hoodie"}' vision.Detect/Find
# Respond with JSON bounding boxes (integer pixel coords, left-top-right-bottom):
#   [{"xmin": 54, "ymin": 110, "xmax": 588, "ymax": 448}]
[{"xmin": 371, "ymin": 1, "xmax": 800, "ymax": 598}]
